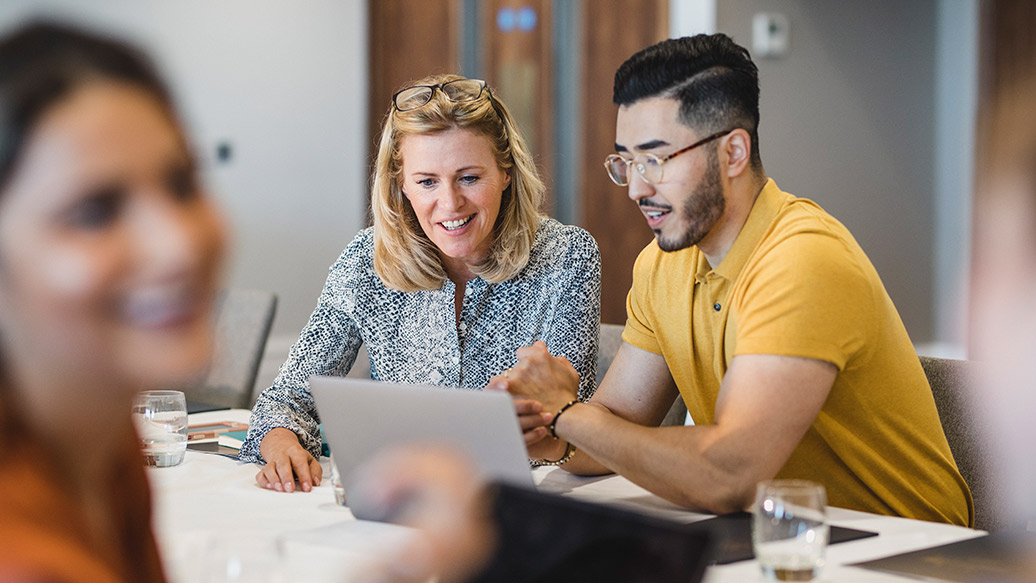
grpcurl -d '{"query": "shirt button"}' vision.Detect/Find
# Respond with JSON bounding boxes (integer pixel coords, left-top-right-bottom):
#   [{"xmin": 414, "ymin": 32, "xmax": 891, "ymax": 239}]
[
  {"xmin": 713, "ymin": 303, "xmax": 721, "ymax": 311},
  {"xmin": 459, "ymin": 321, "xmax": 467, "ymax": 331}
]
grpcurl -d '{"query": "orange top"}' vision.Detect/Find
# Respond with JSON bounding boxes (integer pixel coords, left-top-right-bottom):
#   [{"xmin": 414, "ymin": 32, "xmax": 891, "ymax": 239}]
[{"xmin": 0, "ymin": 423, "xmax": 167, "ymax": 582}]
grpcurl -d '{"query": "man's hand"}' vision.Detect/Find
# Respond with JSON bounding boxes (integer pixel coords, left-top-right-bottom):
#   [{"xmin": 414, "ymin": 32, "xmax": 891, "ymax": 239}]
[{"xmin": 256, "ymin": 427, "xmax": 323, "ymax": 493}]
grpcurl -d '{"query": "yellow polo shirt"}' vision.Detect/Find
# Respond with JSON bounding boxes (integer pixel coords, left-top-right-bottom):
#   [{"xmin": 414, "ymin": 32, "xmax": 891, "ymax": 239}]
[{"xmin": 624, "ymin": 179, "xmax": 973, "ymax": 526}]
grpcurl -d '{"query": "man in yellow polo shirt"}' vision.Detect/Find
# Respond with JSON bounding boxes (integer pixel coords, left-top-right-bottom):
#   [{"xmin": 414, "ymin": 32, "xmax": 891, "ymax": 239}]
[{"xmin": 494, "ymin": 34, "xmax": 972, "ymax": 526}]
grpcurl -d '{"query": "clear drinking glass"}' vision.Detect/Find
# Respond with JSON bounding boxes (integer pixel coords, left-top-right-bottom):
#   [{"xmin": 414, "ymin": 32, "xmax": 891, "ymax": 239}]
[
  {"xmin": 752, "ymin": 479, "xmax": 829, "ymax": 581},
  {"xmin": 132, "ymin": 389, "xmax": 188, "ymax": 467}
]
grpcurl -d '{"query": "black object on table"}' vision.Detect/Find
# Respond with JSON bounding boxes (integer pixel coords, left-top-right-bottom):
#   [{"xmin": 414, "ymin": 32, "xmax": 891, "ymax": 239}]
[
  {"xmin": 186, "ymin": 399, "xmax": 230, "ymax": 414},
  {"xmin": 686, "ymin": 511, "xmax": 878, "ymax": 565},
  {"xmin": 469, "ymin": 483, "xmax": 713, "ymax": 583}
]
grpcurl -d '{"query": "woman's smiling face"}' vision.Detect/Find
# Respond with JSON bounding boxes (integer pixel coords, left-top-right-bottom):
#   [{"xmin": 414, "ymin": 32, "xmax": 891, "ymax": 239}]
[
  {"xmin": 0, "ymin": 82, "xmax": 226, "ymax": 397},
  {"xmin": 400, "ymin": 127, "xmax": 510, "ymax": 280}
]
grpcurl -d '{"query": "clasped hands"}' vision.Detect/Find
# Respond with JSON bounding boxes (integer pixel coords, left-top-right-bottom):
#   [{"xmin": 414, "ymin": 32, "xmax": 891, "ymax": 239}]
[{"xmin": 487, "ymin": 341, "xmax": 580, "ymax": 460}]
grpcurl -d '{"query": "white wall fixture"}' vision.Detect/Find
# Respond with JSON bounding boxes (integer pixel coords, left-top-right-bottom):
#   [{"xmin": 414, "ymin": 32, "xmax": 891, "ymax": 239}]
[
  {"xmin": 670, "ymin": 0, "xmax": 716, "ymax": 36},
  {"xmin": 752, "ymin": 12, "xmax": 790, "ymax": 58}
]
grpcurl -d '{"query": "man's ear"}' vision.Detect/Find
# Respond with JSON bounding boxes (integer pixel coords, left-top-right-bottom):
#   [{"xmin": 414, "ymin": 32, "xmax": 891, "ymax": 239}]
[{"xmin": 722, "ymin": 129, "xmax": 752, "ymax": 178}]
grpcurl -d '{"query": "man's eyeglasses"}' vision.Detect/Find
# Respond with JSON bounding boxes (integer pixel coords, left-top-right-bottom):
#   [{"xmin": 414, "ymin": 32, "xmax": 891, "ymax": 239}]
[
  {"xmin": 603, "ymin": 129, "xmax": 733, "ymax": 186},
  {"xmin": 392, "ymin": 78, "xmax": 493, "ymax": 112}
]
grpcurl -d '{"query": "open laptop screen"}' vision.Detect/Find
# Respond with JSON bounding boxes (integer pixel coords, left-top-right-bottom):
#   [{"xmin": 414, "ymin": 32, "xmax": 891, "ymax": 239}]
[{"xmin": 310, "ymin": 375, "xmax": 535, "ymax": 506}]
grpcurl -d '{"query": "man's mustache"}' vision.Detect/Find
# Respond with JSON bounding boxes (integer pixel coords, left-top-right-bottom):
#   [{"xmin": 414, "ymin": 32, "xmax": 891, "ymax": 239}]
[{"xmin": 638, "ymin": 199, "xmax": 673, "ymax": 212}]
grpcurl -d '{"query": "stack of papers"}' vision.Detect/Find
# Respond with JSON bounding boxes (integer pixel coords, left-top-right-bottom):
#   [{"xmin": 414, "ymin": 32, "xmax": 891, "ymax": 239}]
[{"xmin": 186, "ymin": 421, "xmax": 248, "ymax": 458}]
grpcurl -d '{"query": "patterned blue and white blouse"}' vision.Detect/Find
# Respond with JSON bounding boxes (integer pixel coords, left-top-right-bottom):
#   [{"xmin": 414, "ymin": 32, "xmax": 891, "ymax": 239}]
[{"xmin": 240, "ymin": 218, "xmax": 601, "ymax": 462}]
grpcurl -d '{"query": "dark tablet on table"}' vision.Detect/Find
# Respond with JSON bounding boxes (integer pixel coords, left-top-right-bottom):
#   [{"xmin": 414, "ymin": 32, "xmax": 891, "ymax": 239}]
[{"xmin": 469, "ymin": 483, "xmax": 712, "ymax": 583}]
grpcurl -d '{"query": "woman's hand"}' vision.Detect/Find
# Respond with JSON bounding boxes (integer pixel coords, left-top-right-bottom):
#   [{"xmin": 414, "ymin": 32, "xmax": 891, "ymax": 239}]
[
  {"xmin": 492, "ymin": 341, "xmax": 580, "ymax": 414},
  {"xmin": 255, "ymin": 427, "xmax": 322, "ymax": 493},
  {"xmin": 500, "ymin": 397, "xmax": 552, "ymax": 446},
  {"xmin": 488, "ymin": 341, "xmax": 581, "ymax": 459}
]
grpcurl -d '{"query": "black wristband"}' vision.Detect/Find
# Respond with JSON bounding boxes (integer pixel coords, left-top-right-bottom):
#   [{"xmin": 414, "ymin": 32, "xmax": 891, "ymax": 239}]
[
  {"xmin": 549, "ymin": 400, "xmax": 580, "ymax": 439},
  {"xmin": 537, "ymin": 441, "xmax": 576, "ymax": 466}
]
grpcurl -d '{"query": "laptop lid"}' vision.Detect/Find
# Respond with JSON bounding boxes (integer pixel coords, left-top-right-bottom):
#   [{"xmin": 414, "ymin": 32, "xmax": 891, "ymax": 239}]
[{"xmin": 310, "ymin": 376, "xmax": 535, "ymax": 503}]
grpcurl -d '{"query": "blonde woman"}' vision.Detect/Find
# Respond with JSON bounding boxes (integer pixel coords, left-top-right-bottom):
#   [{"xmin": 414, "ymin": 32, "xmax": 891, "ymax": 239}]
[{"xmin": 243, "ymin": 75, "xmax": 601, "ymax": 493}]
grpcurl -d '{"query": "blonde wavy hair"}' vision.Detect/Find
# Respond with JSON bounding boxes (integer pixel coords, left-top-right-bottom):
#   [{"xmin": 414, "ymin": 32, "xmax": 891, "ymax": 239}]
[{"xmin": 371, "ymin": 74, "xmax": 544, "ymax": 291}]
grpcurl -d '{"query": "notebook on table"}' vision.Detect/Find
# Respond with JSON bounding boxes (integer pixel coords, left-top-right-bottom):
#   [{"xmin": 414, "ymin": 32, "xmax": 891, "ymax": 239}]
[{"xmin": 309, "ymin": 375, "xmax": 535, "ymax": 517}]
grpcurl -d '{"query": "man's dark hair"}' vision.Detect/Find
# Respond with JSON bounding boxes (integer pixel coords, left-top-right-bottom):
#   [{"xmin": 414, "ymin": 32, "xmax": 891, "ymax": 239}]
[
  {"xmin": 0, "ymin": 20, "xmax": 175, "ymax": 191},
  {"xmin": 614, "ymin": 34, "xmax": 762, "ymax": 169}
]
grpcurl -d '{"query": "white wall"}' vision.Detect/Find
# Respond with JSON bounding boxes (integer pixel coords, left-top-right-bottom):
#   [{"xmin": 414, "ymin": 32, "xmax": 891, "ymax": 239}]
[
  {"xmin": 671, "ymin": 0, "xmax": 715, "ymax": 36},
  {"xmin": 0, "ymin": 1, "xmax": 370, "ymax": 389},
  {"xmin": 716, "ymin": 1, "xmax": 943, "ymax": 344},
  {"xmin": 679, "ymin": 0, "xmax": 977, "ymax": 351}
]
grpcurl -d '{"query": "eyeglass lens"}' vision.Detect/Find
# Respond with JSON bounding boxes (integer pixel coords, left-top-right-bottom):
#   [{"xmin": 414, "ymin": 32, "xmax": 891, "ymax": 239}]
[
  {"xmin": 394, "ymin": 79, "xmax": 486, "ymax": 111},
  {"xmin": 605, "ymin": 155, "xmax": 663, "ymax": 186},
  {"xmin": 441, "ymin": 79, "xmax": 484, "ymax": 101}
]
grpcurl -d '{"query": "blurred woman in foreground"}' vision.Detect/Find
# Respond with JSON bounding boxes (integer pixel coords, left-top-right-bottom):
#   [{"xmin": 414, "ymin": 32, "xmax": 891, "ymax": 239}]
[{"xmin": 0, "ymin": 22, "xmax": 225, "ymax": 581}]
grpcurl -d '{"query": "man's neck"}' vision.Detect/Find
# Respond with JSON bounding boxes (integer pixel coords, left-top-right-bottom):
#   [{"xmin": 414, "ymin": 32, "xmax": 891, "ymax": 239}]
[{"xmin": 698, "ymin": 172, "xmax": 768, "ymax": 268}]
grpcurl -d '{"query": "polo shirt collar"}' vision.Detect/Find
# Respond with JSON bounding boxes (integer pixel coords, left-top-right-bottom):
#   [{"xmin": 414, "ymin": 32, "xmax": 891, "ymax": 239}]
[{"xmin": 700, "ymin": 178, "xmax": 785, "ymax": 283}]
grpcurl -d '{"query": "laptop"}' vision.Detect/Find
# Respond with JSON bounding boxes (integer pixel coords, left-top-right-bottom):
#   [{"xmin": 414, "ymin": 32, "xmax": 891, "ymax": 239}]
[{"xmin": 309, "ymin": 375, "xmax": 535, "ymax": 505}]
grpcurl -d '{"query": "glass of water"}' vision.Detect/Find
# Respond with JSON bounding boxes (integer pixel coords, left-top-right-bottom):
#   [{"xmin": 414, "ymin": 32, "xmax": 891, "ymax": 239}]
[
  {"xmin": 132, "ymin": 389, "xmax": 188, "ymax": 467},
  {"xmin": 752, "ymin": 480, "xmax": 829, "ymax": 581}
]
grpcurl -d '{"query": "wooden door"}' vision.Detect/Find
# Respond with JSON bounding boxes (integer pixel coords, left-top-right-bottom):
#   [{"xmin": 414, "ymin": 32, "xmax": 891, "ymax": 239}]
[
  {"xmin": 368, "ymin": 0, "xmax": 461, "ymax": 176},
  {"xmin": 579, "ymin": 0, "xmax": 669, "ymax": 324}
]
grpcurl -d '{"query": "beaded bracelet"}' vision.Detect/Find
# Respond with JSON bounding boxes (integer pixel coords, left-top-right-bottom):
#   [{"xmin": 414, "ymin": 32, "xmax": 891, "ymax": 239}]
[
  {"xmin": 549, "ymin": 399, "xmax": 580, "ymax": 439},
  {"xmin": 537, "ymin": 441, "xmax": 576, "ymax": 466}
]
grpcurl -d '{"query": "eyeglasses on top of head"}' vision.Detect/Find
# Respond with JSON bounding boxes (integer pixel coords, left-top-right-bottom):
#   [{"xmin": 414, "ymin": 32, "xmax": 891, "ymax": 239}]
[
  {"xmin": 392, "ymin": 78, "xmax": 492, "ymax": 112},
  {"xmin": 603, "ymin": 129, "xmax": 734, "ymax": 186}
]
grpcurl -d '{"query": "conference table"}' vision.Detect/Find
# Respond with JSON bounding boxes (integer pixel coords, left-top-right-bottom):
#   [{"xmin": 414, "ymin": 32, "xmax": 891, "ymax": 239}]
[{"xmin": 148, "ymin": 410, "xmax": 983, "ymax": 582}]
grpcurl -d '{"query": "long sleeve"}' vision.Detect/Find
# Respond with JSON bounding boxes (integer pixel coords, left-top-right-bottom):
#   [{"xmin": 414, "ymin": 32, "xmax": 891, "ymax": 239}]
[
  {"xmin": 541, "ymin": 228, "xmax": 601, "ymax": 400},
  {"xmin": 239, "ymin": 235, "xmax": 368, "ymax": 462}
]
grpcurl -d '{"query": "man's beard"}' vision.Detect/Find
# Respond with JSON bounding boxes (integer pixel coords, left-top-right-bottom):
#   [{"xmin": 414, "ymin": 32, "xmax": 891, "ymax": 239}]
[{"xmin": 655, "ymin": 152, "xmax": 725, "ymax": 252}]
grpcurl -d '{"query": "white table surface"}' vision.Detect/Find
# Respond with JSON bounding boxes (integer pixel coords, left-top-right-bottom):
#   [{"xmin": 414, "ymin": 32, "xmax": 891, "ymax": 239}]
[{"xmin": 149, "ymin": 410, "xmax": 984, "ymax": 582}]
